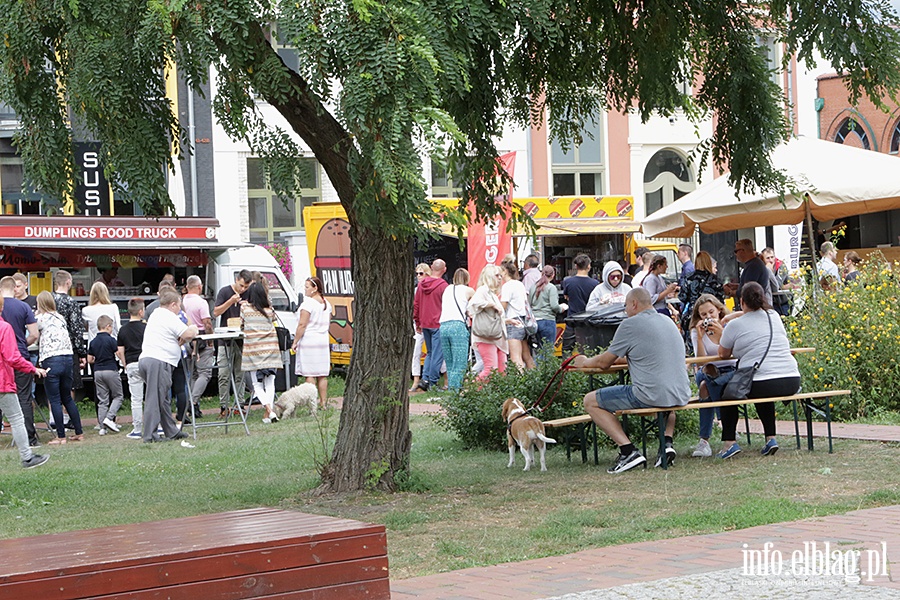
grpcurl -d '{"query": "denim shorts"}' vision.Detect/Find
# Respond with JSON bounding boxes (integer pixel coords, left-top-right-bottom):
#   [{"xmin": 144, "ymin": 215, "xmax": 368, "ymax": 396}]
[
  {"xmin": 506, "ymin": 323, "xmax": 526, "ymax": 341},
  {"xmin": 594, "ymin": 385, "xmax": 656, "ymax": 412}
]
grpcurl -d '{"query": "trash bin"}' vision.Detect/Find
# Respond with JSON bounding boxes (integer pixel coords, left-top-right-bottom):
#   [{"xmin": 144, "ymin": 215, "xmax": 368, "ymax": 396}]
[{"xmin": 565, "ymin": 304, "xmax": 627, "ymax": 352}]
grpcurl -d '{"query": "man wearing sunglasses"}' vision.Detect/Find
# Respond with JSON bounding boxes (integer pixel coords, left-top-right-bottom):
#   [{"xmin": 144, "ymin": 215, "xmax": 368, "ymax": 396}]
[
  {"xmin": 413, "ymin": 260, "xmax": 448, "ymax": 391},
  {"xmin": 723, "ymin": 239, "xmax": 773, "ymax": 306}
]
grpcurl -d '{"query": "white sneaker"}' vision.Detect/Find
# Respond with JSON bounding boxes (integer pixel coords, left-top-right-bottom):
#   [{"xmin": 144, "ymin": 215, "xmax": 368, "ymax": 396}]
[
  {"xmin": 98, "ymin": 428, "xmax": 107, "ymax": 436},
  {"xmin": 102, "ymin": 418, "xmax": 121, "ymax": 433},
  {"xmin": 692, "ymin": 439, "xmax": 712, "ymax": 458}
]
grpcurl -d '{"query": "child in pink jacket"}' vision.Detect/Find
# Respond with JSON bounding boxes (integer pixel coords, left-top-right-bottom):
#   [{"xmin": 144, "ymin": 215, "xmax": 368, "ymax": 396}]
[{"xmin": 0, "ymin": 295, "xmax": 49, "ymax": 469}]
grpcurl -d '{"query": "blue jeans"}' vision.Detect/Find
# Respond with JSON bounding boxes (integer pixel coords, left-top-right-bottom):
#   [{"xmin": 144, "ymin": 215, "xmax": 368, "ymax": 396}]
[
  {"xmin": 695, "ymin": 367, "xmax": 731, "ymax": 439},
  {"xmin": 594, "ymin": 385, "xmax": 656, "ymax": 412},
  {"xmin": 422, "ymin": 328, "xmax": 444, "ymax": 386},
  {"xmin": 535, "ymin": 320, "xmax": 557, "ymax": 358},
  {"xmin": 43, "ymin": 354, "xmax": 83, "ymax": 438}
]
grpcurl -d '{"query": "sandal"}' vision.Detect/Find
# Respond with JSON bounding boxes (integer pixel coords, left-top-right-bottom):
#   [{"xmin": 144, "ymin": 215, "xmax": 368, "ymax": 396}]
[
  {"xmin": 67, "ymin": 434, "xmax": 85, "ymax": 442},
  {"xmin": 48, "ymin": 437, "xmax": 67, "ymax": 445}
]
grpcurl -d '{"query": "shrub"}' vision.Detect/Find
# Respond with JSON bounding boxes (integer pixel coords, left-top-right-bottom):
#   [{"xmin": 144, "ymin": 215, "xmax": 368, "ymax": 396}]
[
  {"xmin": 436, "ymin": 351, "xmax": 589, "ymax": 451},
  {"xmin": 785, "ymin": 254, "xmax": 900, "ymax": 420}
]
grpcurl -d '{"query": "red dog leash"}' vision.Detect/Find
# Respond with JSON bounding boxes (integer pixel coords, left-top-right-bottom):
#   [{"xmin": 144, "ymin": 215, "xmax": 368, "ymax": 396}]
[{"xmin": 529, "ymin": 353, "xmax": 580, "ymax": 414}]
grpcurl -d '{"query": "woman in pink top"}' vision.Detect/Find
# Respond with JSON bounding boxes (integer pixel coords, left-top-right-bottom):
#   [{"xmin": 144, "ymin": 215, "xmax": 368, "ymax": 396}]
[{"xmin": 0, "ymin": 295, "xmax": 49, "ymax": 468}]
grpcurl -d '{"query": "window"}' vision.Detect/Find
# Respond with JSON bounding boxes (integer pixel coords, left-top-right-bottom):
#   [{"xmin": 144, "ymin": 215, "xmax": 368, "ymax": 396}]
[
  {"xmin": 891, "ymin": 119, "xmax": 900, "ymax": 155},
  {"xmin": 1, "ymin": 155, "xmax": 44, "ymax": 215},
  {"xmin": 246, "ymin": 157, "xmax": 321, "ymax": 244},
  {"xmin": 430, "ymin": 159, "xmax": 464, "ymax": 198},
  {"xmin": 551, "ymin": 114, "xmax": 604, "ymax": 196},
  {"xmin": 835, "ymin": 117, "xmax": 871, "ymax": 150},
  {"xmin": 754, "ymin": 34, "xmax": 783, "ymax": 89},
  {"xmin": 643, "ymin": 149, "xmax": 695, "ymax": 216}
]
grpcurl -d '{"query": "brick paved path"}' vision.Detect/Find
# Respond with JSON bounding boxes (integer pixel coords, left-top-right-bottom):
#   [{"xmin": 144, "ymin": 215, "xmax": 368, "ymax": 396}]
[
  {"xmin": 394, "ymin": 403, "xmax": 900, "ymax": 599},
  {"xmin": 392, "ymin": 505, "xmax": 900, "ymax": 599}
]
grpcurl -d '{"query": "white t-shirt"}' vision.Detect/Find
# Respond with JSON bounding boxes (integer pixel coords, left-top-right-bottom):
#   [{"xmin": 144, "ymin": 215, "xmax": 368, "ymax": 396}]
[
  {"xmin": 719, "ymin": 309, "xmax": 799, "ymax": 381},
  {"xmin": 690, "ymin": 327, "xmax": 736, "ymax": 370},
  {"xmin": 82, "ymin": 303, "xmax": 121, "ymax": 343},
  {"xmin": 439, "ymin": 285, "xmax": 472, "ymax": 324},
  {"xmin": 501, "ymin": 280, "xmax": 528, "ymax": 319},
  {"xmin": 299, "ymin": 296, "xmax": 331, "ymax": 335},
  {"xmin": 140, "ymin": 307, "xmax": 188, "ymax": 366}
]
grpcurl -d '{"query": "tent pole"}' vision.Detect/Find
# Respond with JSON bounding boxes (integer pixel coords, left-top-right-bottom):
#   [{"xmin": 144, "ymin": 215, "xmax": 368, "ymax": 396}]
[{"xmin": 804, "ymin": 198, "xmax": 819, "ymax": 303}]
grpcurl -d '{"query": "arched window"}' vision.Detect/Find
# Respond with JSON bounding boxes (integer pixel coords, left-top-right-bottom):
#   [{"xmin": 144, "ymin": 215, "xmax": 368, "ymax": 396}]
[
  {"xmin": 890, "ymin": 119, "xmax": 900, "ymax": 155},
  {"xmin": 643, "ymin": 149, "xmax": 695, "ymax": 216},
  {"xmin": 834, "ymin": 117, "xmax": 870, "ymax": 150}
]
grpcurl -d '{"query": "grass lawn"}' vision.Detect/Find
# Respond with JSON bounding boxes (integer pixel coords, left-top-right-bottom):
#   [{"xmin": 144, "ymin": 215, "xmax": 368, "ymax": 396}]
[{"xmin": 2, "ymin": 411, "xmax": 900, "ymax": 580}]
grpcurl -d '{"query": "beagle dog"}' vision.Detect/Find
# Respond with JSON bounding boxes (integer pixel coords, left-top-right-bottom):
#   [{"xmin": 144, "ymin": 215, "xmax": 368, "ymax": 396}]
[{"xmin": 502, "ymin": 397, "xmax": 556, "ymax": 471}]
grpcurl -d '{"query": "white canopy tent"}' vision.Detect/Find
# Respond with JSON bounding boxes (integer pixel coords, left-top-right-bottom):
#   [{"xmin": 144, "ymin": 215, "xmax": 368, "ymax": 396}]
[{"xmin": 642, "ymin": 136, "xmax": 900, "ymax": 239}]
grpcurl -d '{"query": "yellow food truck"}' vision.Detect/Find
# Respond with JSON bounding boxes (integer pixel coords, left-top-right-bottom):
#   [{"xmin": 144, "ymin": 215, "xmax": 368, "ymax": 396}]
[{"xmin": 303, "ymin": 196, "xmax": 676, "ymax": 364}]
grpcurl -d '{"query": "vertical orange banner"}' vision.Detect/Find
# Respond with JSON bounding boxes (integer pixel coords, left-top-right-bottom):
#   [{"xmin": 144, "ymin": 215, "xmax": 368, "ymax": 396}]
[{"xmin": 467, "ymin": 152, "xmax": 516, "ymax": 284}]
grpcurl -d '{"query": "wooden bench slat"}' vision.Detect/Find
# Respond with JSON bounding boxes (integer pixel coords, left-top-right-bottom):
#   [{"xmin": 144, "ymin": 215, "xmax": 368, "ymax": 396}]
[
  {"xmin": 0, "ymin": 509, "xmax": 383, "ymax": 581},
  {"xmin": 87, "ymin": 556, "xmax": 390, "ymax": 600},
  {"xmin": 619, "ymin": 390, "xmax": 851, "ymax": 416},
  {"xmin": 545, "ymin": 390, "xmax": 850, "ymax": 426},
  {"xmin": 0, "ymin": 509, "xmax": 390, "ymax": 600},
  {"xmin": 4, "ymin": 533, "xmax": 387, "ymax": 600}
]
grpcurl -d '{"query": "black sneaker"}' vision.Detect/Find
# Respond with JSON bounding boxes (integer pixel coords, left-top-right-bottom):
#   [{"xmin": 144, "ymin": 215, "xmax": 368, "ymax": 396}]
[
  {"xmin": 22, "ymin": 454, "xmax": 49, "ymax": 469},
  {"xmin": 170, "ymin": 431, "xmax": 188, "ymax": 441},
  {"xmin": 607, "ymin": 450, "xmax": 646, "ymax": 474},
  {"xmin": 417, "ymin": 381, "xmax": 430, "ymax": 392},
  {"xmin": 655, "ymin": 444, "xmax": 678, "ymax": 467},
  {"xmin": 194, "ymin": 405, "xmax": 203, "ymax": 418}
]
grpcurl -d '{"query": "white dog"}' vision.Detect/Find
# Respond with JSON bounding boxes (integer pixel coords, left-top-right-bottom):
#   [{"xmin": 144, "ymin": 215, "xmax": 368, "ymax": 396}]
[
  {"xmin": 502, "ymin": 398, "xmax": 556, "ymax": 471},
  {"xmin": 273, "ymin": 383, "xmax": 319, "ymax": 419}
]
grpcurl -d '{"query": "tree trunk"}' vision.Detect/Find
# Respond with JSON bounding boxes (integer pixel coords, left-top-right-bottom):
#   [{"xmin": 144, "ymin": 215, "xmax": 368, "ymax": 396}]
[{"xmin": 319, "ymin": 222, "xmax": 414, "ymax": 492}]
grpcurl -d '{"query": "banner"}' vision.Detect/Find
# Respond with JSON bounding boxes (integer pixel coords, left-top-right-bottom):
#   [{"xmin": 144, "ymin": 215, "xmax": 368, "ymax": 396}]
[
  {"xmin": 773, "ymin": 222, "xmax": 804, "ymax": 274},
  {"xmin": 0, "ymin": 247, "xmax": 208, "ymax": 270},
  {"xmin": 467, "ymin": 152, "xmax": 516, "ymax": 285},
  {"xmin": 74, "ymin": 142, "xmax": 111, "ymax": 216}
]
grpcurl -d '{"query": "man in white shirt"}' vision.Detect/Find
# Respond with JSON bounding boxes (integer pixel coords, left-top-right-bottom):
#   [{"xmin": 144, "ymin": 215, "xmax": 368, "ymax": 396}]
[
  {"xmin": 521, "ymin": 254, "xmax": 541, "ymax": 292},
  {"xmin": 817, "ymin": 242, "xmax": 840, "ymax": 282},
  {"xmin": 139, "ymin": 288, "xmax": 198, "ymax": 442}
]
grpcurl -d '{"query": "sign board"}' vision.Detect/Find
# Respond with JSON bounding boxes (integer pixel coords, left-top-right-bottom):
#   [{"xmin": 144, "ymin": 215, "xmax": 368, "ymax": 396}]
[{"xmin": 73, "ymin": 142, "xmax": 111, "ymax": 216}]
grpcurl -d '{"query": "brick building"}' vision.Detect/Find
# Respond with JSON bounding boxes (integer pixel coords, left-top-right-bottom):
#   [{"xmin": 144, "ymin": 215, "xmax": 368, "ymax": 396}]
[{"xmin": 816, "ymin": 74, "xmax": 900, "ymax": 250}]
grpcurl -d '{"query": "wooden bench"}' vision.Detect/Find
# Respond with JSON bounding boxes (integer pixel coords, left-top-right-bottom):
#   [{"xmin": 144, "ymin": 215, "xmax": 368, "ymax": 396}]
[
  {"xmin": 545, "ymin": 390, "xmax": 851, "ymax": 468},
  {"xmin": 0, "ymin": 508, "xmax": 390, "ymax": 599}
]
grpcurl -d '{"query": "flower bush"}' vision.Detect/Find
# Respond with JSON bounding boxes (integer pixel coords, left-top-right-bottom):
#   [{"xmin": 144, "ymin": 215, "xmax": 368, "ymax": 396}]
[
  {"xmin": 785, "ymin": 254, "xmax": 900, "ymax": 420},
  {"xmin": 263, "ymin": 242, "xmax": 293, "ymax": 280}
]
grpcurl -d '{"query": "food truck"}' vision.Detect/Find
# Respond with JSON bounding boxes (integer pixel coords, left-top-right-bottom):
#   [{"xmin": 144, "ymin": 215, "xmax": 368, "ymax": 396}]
[
  {"xmin": 0, "ymin": 215, "xmax": 299, "ymax": 330},
  {"xmin": 303, "ymin": 196, "xmax": 676, "ymax": 364}
]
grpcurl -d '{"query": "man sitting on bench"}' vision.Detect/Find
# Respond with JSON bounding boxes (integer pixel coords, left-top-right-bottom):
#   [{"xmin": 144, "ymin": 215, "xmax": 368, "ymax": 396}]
[{"xmin": 573, "ymin": 288, "xmax": 690, "ymax": 474}]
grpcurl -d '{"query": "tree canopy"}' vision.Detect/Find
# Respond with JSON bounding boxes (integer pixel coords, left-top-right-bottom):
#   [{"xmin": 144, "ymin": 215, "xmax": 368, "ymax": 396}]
[{"xmin": 2, "ymin": 0, "xmax": 899, "ymax": 491}]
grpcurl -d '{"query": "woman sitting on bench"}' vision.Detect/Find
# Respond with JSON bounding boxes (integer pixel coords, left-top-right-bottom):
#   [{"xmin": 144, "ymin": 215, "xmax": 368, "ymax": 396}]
[
  {"xmin": 706, "ymin": 282, "xmax": 800, "ymax": 459},
  {"xmin": 688, "ymin": 294, "xmax": 735, "ymax": 458}
]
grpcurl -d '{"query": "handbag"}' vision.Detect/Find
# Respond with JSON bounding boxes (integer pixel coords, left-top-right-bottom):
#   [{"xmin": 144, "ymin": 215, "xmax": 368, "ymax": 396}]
[
  {"xmin": 275, "ymin": 326, "xmax": 291, "ymax": 352},
  {"xmin": 472, "ymin": 307, "xmax": 504, "ymax": 340},
  {"xmin": 522, "ymin": 288, "xmax": 539, "ymax": 336},
  {"xmin": 721, "ymin": 311, "xmax": 774, "ymax": 400},
  {"xmin": 272, "ymin": 312, "xmax": 292, "ymax": 352},
  {"xmin": 522, "ymin": 303, "xmax": 538, "ymax": 336}
]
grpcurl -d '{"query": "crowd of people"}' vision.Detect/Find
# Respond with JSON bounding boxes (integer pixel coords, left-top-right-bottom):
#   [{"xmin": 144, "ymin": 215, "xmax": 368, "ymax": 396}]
[
  {"xmin": 0, "ymin": 267, "xmax": 334, "ymax": 465},
  {"xmin": 412, "ymin": 237, "xmax": 851, "ymax": 474}
]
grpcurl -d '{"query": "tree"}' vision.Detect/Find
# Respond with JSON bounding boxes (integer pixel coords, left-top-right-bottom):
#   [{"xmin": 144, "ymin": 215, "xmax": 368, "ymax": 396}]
[{"xmin": 1, "ymin": 0, "xmax": 898, "ymax": 491}]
